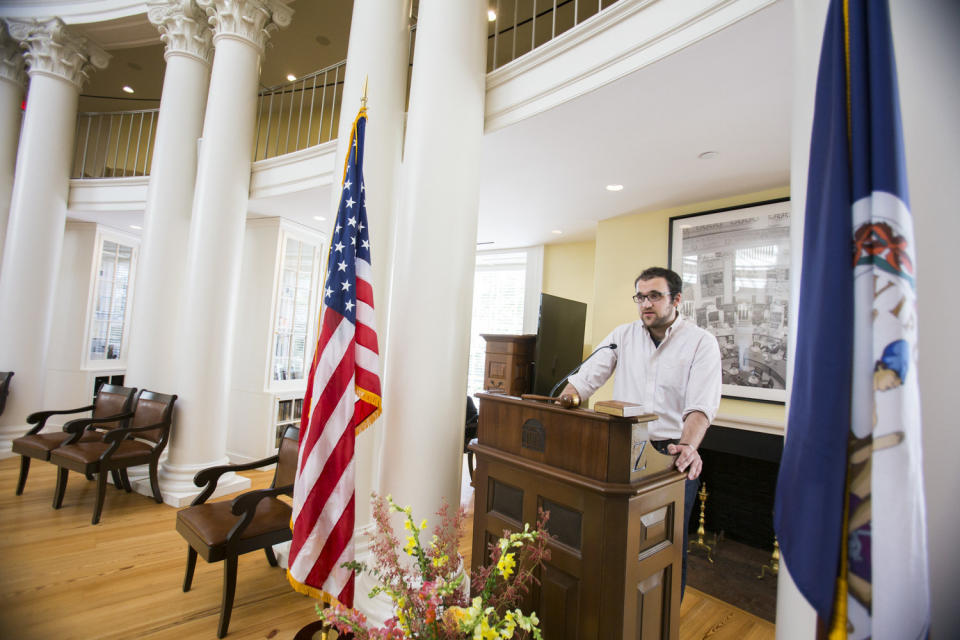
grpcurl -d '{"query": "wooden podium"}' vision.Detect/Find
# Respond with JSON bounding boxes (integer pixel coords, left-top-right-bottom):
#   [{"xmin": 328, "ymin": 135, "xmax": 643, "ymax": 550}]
[{"xmin": 470, "ymin": 393, "xmax": 685, "ymax": 640}]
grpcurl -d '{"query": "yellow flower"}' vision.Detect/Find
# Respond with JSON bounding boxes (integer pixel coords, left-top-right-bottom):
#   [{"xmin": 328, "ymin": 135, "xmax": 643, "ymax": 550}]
[
  {"xmin": 432, "ymin": 554, "xmax": 448, "ymax": 568},
  {"xmin": 404, "ymin": 536, "xmax": 416, "ymax": 555},
  {"xmin": 497, "ymin": 551, "xmax": 516, "ymax": 580},
  {"xmin": 477, "ymin": 617, "xmax": 498, "ymax": 640},
  {"xmin": 403, "ymin": 519, "xmax": 413, "ymax": 531},
  {"xmin": 420, "ymin": 518, "xmax": 428, "ymax": 530}
]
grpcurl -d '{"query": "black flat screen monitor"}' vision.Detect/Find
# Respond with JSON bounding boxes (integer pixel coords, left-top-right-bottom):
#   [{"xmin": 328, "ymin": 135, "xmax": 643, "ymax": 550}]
[{"xmin": 532, "ymin": 293, "xmax": 588, "ymax": 396}]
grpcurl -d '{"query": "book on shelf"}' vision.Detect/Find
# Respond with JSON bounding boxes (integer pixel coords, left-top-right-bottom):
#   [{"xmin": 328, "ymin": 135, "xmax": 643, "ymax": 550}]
[{"xmin": 593, "ymin": 400, "xmax": 647, "ymax": 417}]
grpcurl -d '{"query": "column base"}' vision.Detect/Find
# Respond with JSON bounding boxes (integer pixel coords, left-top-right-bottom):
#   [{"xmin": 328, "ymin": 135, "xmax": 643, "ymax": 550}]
[
  {"xmin": 0, "ymin": 423, "xmax": 30, "ymax": 459},
  {"xmin": 352, "ymin": 522, "xmax": 394, "ymax": 625},
  {"xmin": 155, "ymin": 457, "xmax": 251, "ymax": 507}
]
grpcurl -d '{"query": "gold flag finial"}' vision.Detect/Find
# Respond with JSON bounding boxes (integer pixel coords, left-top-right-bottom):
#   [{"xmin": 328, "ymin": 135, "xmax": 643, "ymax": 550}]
[{"xmin": 361, "ymin": 76, "xmax": 369, "ymax": 108}]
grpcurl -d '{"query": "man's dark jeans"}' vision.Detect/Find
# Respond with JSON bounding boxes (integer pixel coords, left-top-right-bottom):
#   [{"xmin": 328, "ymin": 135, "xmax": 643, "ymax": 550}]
[{"xmin": 682, "ymin": 476, "xmax": 701, "ymax": 599}]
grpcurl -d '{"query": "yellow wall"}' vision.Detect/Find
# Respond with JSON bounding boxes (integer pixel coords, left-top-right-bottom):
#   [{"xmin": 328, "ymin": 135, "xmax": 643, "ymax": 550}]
[
  {"xmin": 545, "ymin": 186, "xmax": 790, "ymax": 424},
  {"xmin": 542, "ymin": 240, "xmax": 596, "ymax": 358}
]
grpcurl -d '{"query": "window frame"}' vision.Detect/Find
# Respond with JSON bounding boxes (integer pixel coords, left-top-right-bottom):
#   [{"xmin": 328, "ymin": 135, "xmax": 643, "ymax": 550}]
[
  {"xmin": 266, "ymin": 224, "xmax": 325, "ymax": 392},
  {"xmin": 82, "ymin": 227, "xmax": 140, "ymax": 370}
]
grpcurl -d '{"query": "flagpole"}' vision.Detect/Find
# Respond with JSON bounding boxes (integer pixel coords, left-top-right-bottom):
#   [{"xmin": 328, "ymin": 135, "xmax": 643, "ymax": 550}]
[{"xmin": 361, "ymin": 75, "xmax": 368, "ymax": 108}]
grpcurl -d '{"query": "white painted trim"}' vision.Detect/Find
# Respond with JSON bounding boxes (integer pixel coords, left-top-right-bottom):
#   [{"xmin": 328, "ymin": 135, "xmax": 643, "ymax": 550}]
[
  {"xmin": 249, "ymin": 140, "xmax": 338, "ymax": 199},
  {"xmin": 0, "ymin": 1, "xmax": 148, "ymax": 24},
  {"xmin": 68, "ymin": 176, "xmax": 149, "ymax": 212},
  {"xmin": 484, "ymin": 0, "xmax": 780, "ymax": 132},
  {"xmin": 712, "ymin": 411, "xmax": 784, "ymax": 435}
]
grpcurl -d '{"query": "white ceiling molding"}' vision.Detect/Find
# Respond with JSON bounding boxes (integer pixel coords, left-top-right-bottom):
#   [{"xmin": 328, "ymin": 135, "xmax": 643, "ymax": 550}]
[
  {"xmin": 484, "ymin": 0, "xmax": 780, "ymax": 133},
  {"xmin": 0, "ymin": 1, "xmax": 149, "ymax": 25}
]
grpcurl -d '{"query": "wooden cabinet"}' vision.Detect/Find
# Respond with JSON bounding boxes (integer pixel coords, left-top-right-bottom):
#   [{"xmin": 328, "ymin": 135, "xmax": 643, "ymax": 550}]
[{"xmin": 481, "ymin": 334, "xmax": 535, "ymax": 396}]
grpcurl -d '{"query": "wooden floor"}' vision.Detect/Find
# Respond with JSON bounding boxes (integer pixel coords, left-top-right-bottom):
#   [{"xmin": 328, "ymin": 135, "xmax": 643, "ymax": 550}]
[{"xmin": 0, "ymin": 456, "xmax": 774, "ymax": 639}]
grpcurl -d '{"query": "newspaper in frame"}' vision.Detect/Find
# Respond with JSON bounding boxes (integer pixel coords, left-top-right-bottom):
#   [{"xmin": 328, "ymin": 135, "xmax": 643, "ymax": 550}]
[{"xmin": 669, "ymin": 200, "xmax": 791, "ymax": 403}]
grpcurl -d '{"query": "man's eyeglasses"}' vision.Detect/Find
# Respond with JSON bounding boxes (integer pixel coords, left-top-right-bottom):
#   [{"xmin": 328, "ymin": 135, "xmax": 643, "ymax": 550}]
[{"xmin": 632, "ymin": 291, "xmax": 670, "ymax": 303}]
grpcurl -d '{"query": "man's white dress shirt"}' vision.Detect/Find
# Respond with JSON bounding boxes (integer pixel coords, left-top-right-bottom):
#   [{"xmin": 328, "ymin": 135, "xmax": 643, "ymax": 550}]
[{"xmin": 566, "ymin": 314, "xmax": 722, "ymax": 440}]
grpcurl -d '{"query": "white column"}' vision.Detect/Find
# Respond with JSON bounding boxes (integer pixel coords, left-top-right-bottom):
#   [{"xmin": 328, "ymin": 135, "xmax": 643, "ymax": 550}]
[
  {"xmin": 157, "ymin": 0, "xmax": 292, "ymax": 505},
  {"xmin": 0, "ymin": 23, "xmax": 26, "ymax": 270},
  {"xmin": 126, "ymin": 1, "xmax": 212, "ymax": 395},
  {"xmin": 334, "ymin": 0, "xmax": 411, "ymax": 526},
  {"xmin": 378, "ymin": 0, "xmax": 486, "ymax": 518},
  {"xmin": 122, "ymin": 0, "xmax": 213, "ymax": 497},
  {"xmin": 323, "ymin": 0, "xmax": 411, "ymax": 622},
  {"xmin": 0, "ymin": 19, "xmax": 108, "ymax": 455}
]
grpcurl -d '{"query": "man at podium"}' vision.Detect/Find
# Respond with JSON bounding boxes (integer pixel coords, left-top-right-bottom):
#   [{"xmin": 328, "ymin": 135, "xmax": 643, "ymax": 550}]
[{"xmin": 559, "ymin": 266, "xmax": 721, "ymax": 596}]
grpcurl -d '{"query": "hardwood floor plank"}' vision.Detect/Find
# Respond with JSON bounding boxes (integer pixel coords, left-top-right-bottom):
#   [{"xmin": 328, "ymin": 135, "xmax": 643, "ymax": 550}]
[{"xmin": 1, "ymin": 456, "xmax": 776, "ymax": 639}]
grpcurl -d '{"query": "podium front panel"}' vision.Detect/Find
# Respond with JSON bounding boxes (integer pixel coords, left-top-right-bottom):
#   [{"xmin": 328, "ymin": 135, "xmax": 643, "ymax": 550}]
[{"xmin": 471, "ymin": 393, "xmax": 684, "ymax": 639}]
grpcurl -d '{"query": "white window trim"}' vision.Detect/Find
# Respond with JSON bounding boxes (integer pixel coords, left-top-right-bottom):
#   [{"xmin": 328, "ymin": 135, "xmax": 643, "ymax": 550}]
[
  {"xmin": 82, "ymin": 226, "xmax": 140, "ymax": 371},
  {"xmin": 265, "ymin": 220, "xmax": 326, "ymax": 392}
]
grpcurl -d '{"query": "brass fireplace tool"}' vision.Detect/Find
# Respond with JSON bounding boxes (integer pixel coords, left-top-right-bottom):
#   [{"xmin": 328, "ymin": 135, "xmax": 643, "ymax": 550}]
[
  {"xmin": 758, "ymin": 536, "xmax": 780, "ymax": 579},
  {"xmin": 687, "ymin": 481, "xmax": 718, "ymax": 562}
]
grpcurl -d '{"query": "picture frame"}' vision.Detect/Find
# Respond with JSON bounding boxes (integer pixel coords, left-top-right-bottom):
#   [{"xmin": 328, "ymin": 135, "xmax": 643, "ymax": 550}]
[{"xmin": 668, "ymin": 199, "xmax": 791, "ymax": 403}]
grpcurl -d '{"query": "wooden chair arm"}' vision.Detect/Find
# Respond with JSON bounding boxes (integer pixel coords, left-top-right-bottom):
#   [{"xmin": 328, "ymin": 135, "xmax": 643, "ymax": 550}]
[
  {"xmin": 24, "ymin": 405, "xmax": 95, "ymax": 435},
  {"xmin": 226, "ymin": 484, "xmax": 294, "ymax": 543},
  {"xmin": 61, "ymin": 411, "xmax": 135, "ymax": 445},
  {"xmin": 190, "ymin": 455, "xmax": 280, "ymax": 506},
  {"xmin": 102, "ymin": 422, "xmax": 167, "ymax": 443}
]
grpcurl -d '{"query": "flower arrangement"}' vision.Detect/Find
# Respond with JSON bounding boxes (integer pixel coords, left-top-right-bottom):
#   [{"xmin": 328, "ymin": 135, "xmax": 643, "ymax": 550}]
[{"xmin": 319, "ymin": 493, "xmax": 551, "ymax": 640}]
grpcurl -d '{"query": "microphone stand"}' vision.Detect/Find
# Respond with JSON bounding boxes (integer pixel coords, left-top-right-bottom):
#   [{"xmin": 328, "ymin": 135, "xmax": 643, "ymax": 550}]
[{"xmin": 547, "ymin": 343, "xmax": 618, "ymax": 397}]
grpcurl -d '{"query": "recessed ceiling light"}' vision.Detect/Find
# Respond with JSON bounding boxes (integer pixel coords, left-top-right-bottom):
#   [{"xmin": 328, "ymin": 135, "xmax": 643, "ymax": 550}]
[
  {"xmin": 122, "ymin": 85, "xmax": 134, "ymax": 94},
  {"xmin": 551, "ymin": 229, "xmax": 563, "ymax": 235},
  {"xmin": 606, "ymin": 184, "xmax": 623, "ymax": 192},
  {"xmin": 488, "ymin": 10, "xmax": 497, "ymax": 21},
  {"xmin": 313, "ymin": 215, "xmax": 326, "ymax": 221},
  {"xmin": 698, "ymin": 151, "xmax": 719, "ymax": 160},
  {"xmin": 286, "ymin": 74, "xmax": 296, "ymax": 82},
  {"xmin": 129, "ymin": 224, "xmax": 142, "ymax": 230}
]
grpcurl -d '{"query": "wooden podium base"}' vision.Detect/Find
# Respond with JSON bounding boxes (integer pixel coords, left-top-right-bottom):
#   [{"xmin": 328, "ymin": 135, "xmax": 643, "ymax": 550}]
[{"xmin": 470, "ymin": 393, "xmax": 685, "ymax": 640}]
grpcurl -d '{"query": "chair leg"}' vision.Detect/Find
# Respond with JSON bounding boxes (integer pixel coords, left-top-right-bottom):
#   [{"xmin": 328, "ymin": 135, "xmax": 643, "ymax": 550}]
[
  {"xmin": 120, "ymin": 469, "xmax": 133, "ymax": 493},
  {"xmin": 218, "ymin": 555, "xmax": 238, "ymax": 638},
  {"xmin": 92, "ymin": 471, "xmax": 107, "ymax": 525},
  {"xmin": 15, "ymin": 456, "xmax": 30, "ymax": 495},
  {"xmin": 110, "ymin": 469, "xmax": 123, "ymax": 491},
  {"xmin": 53, "ymin": 467, "xmax": 68, "ymax": 509},
  {"xmin": 467, "ymin": 450, "xmax": 475, "ymax": 481},
  {"xmin": 149, "ymin": 461, "xmax": 163, "ymax": 503},
  {"xmin": 264, "ymin": 546, "xmax": 278, "ymax": 567},
  {"xmin": 183, "ymin": 546, "xmax": 198, "ymax": 592}
]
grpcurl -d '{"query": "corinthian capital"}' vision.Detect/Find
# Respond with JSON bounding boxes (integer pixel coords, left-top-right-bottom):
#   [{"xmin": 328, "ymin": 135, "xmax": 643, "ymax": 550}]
[
  {"xmin": 0, "ymin": 21, "xmax": 27, "ymax": 88},
  {"xmin": 148, "ymin": 0, "xmax": 214, "ymax": 64},
  {"xmin": 5, "ymin": 18, "xmax": 109, "ymax": 89},
  {"xmin": 197, "ymin": 0, "xmax": 293, "ymax": 52}
]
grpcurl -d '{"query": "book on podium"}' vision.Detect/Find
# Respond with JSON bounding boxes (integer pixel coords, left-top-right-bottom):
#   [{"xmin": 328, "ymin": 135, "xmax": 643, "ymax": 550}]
[{"xmin": 593, "ymin": 399, "xmax": 648, "ymax": 417}]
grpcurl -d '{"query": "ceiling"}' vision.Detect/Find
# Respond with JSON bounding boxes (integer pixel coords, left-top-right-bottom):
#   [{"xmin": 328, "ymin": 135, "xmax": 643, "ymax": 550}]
[{"xmin": 63, "ymin": 0, "xmax": 792, "ymax": 250}]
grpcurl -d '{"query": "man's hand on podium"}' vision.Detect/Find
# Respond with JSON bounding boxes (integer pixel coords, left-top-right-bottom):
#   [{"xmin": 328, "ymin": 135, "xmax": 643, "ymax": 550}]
[{"xmin": 667, "ymin": 442, "xmax": 702, "ymax": 480}]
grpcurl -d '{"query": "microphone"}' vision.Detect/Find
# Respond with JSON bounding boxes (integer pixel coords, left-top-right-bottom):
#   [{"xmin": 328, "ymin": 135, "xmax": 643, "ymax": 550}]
[{"xmin": 548, "ymin": 343, "xmax": 618, "ymax": 397}]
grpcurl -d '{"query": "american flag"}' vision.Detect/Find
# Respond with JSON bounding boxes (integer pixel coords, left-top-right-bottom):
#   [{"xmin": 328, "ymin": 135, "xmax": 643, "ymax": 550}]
[{"xmin": 287, "ymin": 108, "xmax": 382, "ymax": 607}]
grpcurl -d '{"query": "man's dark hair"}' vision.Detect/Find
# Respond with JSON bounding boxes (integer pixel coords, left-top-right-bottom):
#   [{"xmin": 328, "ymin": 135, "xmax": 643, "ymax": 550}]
[{"xmin": 634, "ymin": 267, "xmax": 683, "ymax": 298}]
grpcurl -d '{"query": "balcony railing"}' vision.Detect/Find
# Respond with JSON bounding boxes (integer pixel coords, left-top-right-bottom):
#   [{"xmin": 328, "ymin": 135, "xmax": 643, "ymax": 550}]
[
  {"xmin": 487, "ymin": 0, "xmax": 621, "ymax": 71},
  {"xmin": 253, "ymin": 60, "xmax": 346, "ymax": 161},
  {"xmin": 72, "ymin": 108, "xmax": 158, "ymax": 179},
  {"xmin": 70, "ymin": 2, "xmax": 620, "ymax": 177}
]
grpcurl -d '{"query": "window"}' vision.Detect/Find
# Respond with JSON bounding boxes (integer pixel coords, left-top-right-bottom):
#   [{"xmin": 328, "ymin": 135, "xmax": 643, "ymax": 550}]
[
  {"xmin": 272, "ymin": 235, "xmax": 319, "ymax": 383},
  {"xmin": 88, "ymin": 236, "xmax": 136, "ymax": 364},
  {"xmin": 465, "ymin": 248, "xmax": 543, "ymax": 398}
]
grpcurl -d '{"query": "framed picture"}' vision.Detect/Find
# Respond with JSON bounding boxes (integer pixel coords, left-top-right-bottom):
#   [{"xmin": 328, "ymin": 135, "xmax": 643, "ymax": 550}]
[{"xmin": 668, "ymin": 199, "xmax": 791, "ymax": 403}]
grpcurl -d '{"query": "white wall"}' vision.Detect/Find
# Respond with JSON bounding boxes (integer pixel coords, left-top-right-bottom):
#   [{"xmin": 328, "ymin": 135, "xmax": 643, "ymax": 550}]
[{"xmin": 890, "ymin": 0, "xmax": 960, "ymax": 636}]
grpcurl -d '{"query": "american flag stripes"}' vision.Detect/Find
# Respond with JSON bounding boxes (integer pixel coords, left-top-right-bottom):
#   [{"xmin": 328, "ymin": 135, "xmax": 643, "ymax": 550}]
[{"xmin": 288, "ymin": 108, "xmax": 382, "ymax": 607}]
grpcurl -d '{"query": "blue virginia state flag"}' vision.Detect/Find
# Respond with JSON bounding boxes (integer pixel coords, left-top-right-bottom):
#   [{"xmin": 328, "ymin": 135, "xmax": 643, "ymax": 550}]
[{"xmin": 774, "ymin": 2, "xmax": 930, "ymax": 639}]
